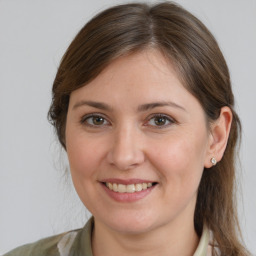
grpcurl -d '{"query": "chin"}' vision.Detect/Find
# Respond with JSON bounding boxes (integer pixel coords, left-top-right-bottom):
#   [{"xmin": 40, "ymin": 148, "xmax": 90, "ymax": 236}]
[{"xmin": 98, "ymin": 210, "xmax": 159, "ymax": 234}]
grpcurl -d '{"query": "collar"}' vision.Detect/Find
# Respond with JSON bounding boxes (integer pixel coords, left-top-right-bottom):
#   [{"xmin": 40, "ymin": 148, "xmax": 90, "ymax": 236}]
[{"xmin": 193, "ymin": 225, "xmax": 211, "ymax": 256}]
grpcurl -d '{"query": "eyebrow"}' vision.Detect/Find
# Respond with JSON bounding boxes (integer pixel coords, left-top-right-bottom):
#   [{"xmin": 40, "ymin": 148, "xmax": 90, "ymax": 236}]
[
  {"xmin": 137, "ymin": 102, "xmax": 186, "ymax": 112},
  {"xmin": 73, "ymin": 100, "xmax": 112, "ymax": 111},
  {"xmin": 72, "ymin": 100, "xmax": 186, "ymax": 112}
]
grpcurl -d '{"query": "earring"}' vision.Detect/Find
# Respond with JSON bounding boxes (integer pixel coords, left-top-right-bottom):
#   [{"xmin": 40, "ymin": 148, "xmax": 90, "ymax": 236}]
[{"xmin": 210, "ymin": 157, "xmax": 217, "ymax": 166}]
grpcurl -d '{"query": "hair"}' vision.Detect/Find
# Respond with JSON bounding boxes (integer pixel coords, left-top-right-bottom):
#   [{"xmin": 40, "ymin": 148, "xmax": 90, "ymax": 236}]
[{"xmin": 48, "ymin": 2, "xmax": 249, "ymax": 255}]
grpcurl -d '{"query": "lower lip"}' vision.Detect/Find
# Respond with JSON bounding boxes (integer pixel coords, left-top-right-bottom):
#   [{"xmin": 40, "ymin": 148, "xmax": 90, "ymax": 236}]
[{"xmin": 101, "ymin": 183, "xmax": 156, "ymax": 202}]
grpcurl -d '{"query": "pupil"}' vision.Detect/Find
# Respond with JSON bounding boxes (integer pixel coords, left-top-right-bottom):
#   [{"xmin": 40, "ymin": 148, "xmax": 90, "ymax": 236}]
[
  {"xmin": 155, "ymin": 117, "xmax": 166, "ymax": 125},
  {"xmin": 93, "ymin": 116, "xmax": 104, "ymax": 125}
]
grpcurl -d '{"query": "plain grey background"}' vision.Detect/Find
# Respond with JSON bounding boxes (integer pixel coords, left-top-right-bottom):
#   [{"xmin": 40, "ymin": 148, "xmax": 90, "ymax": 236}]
[{"xmin": 0, "ymin": 0, "xmax": 255, "ymax": 254}]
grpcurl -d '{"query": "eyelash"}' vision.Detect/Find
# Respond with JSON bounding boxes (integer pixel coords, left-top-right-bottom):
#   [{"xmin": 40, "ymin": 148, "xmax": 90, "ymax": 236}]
[{"xmin": 80, "ymin": 113, "xmax": 176, "ymax": 129}]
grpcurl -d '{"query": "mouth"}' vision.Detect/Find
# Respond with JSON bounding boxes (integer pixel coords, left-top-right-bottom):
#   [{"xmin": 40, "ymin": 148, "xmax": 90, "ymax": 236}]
[{"xmin": 103, "ymin": 182, "xmax": 158, "ymax": 193}]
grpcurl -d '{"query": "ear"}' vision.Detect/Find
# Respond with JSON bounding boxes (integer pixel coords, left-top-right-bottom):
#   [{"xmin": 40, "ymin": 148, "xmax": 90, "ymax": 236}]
[{"xmin": 204, "ymin": 106, "xmax": 233, "ymax": 168}]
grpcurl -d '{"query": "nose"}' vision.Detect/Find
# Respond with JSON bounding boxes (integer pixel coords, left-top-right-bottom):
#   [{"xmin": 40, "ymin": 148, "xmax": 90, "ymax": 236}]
[{"xmin": 106, "ymin": 125, "xmax": 145, "ymax": 171}]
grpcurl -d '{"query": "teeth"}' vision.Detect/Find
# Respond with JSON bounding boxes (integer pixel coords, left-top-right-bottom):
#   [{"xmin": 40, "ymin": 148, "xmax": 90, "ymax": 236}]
[
  {"xmin": 106, "ymin": 182, "xmax": 154, "ymax": 193},
  {"xmin": 113, "ymin": 183, "xmax": 118, "ymax": 192},
  {"xmin": 135, "ymin": 183, "xmax": 142, "ymax": 192},
  {"xmin": 118, "ymin": 184, "xmax": 126, "ymax": 193},
  {"xmin": 108, "ymin": 183, "xmax": 113, "ymax": 190},
  {"xmin": 142, "ymin": 183, "xmax": 147, "ymax": 190},
  {"xmin": 127, "ymin": 184, "xmax": 136, "ymax": 193}
]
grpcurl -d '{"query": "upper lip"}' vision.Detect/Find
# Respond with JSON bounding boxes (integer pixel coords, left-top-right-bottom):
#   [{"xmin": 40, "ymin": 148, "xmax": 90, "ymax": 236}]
[{"xmin": 100, "ymin": 178, "xmax": 157, "ymax": 185}]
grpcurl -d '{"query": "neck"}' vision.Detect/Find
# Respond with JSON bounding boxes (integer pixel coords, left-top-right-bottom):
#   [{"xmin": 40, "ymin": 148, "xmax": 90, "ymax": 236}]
[{"xmin": 92, "ymin": 216, "xmax": 199, "ymax": 256}]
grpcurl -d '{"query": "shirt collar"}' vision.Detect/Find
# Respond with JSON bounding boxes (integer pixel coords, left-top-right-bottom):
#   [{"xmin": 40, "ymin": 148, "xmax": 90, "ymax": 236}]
[{"xmin": 193, "ymin": 225, "xmax": 211, "ymax": 256}]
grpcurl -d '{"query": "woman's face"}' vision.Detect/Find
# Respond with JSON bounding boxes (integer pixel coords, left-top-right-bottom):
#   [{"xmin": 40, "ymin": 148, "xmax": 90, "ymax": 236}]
[{"xmin": 65, "ymin": 49, "xmax": 212, "ymax": 234}]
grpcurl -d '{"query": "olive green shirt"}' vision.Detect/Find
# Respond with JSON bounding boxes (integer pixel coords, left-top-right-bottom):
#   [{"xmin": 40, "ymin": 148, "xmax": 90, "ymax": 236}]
[{"xmin": 4, "ymin": 218, "xmax": 212, "ymax": 256}]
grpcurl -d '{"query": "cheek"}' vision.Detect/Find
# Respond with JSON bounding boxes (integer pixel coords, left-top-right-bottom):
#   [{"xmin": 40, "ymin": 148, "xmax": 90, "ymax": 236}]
[
  {"xmin": 65, "ymin": 128, "xmax": 104, "ymax": 179},
  {"xmin": 150, "ymin": 132, "xmax": 207, "ymax": 184}
]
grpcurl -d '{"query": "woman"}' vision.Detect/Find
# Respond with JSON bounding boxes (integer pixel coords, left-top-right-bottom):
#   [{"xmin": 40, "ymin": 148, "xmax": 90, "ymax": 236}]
[{"xmin": 4, "ymin": 2, "xmax": 250, "ymax": 256}]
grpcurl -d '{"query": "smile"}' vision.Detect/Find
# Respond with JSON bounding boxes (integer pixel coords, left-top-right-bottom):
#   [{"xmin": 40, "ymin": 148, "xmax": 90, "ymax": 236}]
[
  {"xmin": 101, "ymin": 180, "xmax": 157, "ymax": 202},
  {"xmin": 105, "ymin": 182, "xmax": 154, "ymax": 193}
]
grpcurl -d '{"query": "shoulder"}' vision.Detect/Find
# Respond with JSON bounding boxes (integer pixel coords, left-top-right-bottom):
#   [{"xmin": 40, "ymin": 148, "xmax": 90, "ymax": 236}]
[{"xmin": 3, "ymin": 229, "xmax": 81, "ymax": 256}]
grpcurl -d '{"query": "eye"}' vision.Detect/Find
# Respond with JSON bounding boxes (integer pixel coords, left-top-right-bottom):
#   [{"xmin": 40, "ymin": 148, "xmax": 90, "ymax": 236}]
[
  {"xmin": 146, "ymin": 114, "xmax": 174, "ymax": 128},
  {"xmin": 81, "ymin": 114, "xmax": 110, "ymax": 127}
]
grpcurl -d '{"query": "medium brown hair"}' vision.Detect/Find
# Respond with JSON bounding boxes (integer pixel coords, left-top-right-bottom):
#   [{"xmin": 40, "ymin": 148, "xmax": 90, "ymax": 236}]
[{"xmin": 48, "ymin": 2, "xmax": 249, "ymax": 255}]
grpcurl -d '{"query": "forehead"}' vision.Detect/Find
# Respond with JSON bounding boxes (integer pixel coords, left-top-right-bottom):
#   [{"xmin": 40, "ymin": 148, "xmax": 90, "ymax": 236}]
[
  {"xmin": 100, "ymin": 49, "xmax": 179, "ymax": 87},
  {"xmin": 69, "ymin": 49, "xmax": 202, "ymax": 114}
]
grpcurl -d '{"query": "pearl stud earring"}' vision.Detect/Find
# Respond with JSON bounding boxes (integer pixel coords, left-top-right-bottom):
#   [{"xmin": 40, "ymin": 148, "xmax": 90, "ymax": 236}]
[{"xmin": 210, "ymin": 157, "xmax": 217, "ymax": 166}]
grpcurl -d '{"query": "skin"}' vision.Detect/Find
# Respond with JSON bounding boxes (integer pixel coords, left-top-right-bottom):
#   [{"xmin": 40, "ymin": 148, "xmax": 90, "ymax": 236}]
[{"xmin": 65, "ymin": 49, "xmax": 232, "ymax": 256}]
